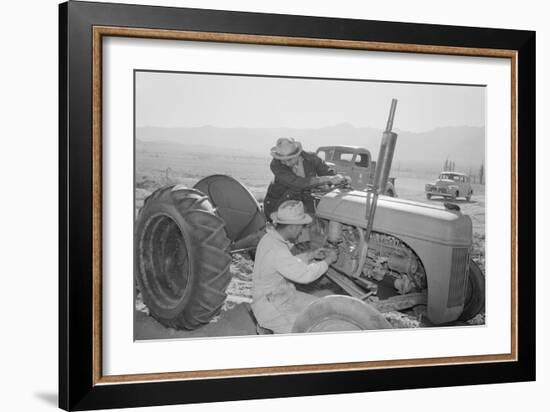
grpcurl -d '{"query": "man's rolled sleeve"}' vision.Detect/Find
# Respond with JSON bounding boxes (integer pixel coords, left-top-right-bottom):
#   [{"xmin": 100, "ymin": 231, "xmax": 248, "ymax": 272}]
[
  {"xmin": 271, "ymin": 162, "xmax": 320, "ymax": 190},
  {"xmin": 313, "ymin": 156, "xmax": 336, "ymax": 177},
  {"xmin": 273, "ymin": 250, "xmax": 329, "ymax": 284}
]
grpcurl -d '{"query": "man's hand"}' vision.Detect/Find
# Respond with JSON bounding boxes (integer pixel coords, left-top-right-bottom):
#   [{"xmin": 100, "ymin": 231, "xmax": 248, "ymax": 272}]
[
  {"xmin": 308, "ymin": 248, "xmax": 338, "ymax": 265},
  {"xmin": 311, "ymin": 248, "xmax": 328, "ymax": 260},
  {"xmin": 328, "ymin": 174, "xmax": 351, "ymax": 185},
  {"xmin": 316, "ymin": 175, "xmax": 350, "ymax": 189},
  {"xmin": 317, "ymin": 176, "xmax": 333, "ymax": 184},
  {"xmin": 323, "ymin": 248, "xmax": 338, "ymax": 265}
]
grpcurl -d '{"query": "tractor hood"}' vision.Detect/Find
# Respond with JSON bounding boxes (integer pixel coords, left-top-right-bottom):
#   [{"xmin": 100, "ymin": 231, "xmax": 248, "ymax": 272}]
[{"xmin": 316, "ymin": 190, "xmax": 472, "ymax": 247}]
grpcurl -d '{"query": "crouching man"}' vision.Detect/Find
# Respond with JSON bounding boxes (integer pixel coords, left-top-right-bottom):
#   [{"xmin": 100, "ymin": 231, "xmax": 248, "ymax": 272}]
[{"xmin": 251, "ymin": 200, "xmax": 338, "ymax": 334}]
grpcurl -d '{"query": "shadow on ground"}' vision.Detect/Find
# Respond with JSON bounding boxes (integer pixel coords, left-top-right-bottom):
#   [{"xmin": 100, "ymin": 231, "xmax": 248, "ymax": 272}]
[
  {"xmin": 34, "ymin": 392, "xmax": 58, "ymax": 407},
  {"xmin": 135, "ymin": 276, "xmax": 344, "ymax": 340},
  {"xmin": 135, "ymin": 303, "xmax": 257, "ymax": 340}
]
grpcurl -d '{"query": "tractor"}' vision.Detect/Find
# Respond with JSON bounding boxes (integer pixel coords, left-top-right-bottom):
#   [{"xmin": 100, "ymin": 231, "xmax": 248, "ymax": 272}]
[{"xmin": 135, "ymin": 100, "xmax": 485, "ymax": 331}]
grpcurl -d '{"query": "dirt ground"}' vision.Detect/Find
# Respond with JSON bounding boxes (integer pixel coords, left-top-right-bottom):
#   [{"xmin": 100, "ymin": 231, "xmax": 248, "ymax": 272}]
[{"xmin": 134, "ymin": 152, "xmax": 485, "ymax": 340}]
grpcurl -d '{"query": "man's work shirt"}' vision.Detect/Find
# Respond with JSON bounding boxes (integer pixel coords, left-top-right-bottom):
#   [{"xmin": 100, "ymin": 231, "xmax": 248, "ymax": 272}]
[
  {"xmin": 264, "ymin": 151, "xmax": 335, "ymax": 218},
  {"xmin": 291, "ymin": 155, "xmax": 306, "ymax": 178},
  {"xmin": 251, "ymin": 227, "xmax": 328, "ymax": 333}
]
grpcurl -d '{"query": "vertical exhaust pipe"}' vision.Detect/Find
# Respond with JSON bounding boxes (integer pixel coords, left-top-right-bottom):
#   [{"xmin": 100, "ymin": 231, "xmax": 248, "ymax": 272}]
[
  {"xmin": 353, "ymin": 99, "xmax": 398, "ymax": 278},
  {"xmin": 373, "ymin": 98, "xmax": 398, "ymax": 193}
]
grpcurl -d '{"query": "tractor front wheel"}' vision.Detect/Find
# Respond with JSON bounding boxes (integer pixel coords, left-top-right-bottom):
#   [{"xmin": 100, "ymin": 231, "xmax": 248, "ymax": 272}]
[{"xmin": 459, "ymin": 259, "xmax": 485, "ymax": 321}]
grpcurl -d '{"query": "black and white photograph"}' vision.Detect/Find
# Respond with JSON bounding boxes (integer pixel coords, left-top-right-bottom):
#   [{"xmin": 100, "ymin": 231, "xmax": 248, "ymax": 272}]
[
  {"xmin": 133, "ymin": 70, "xmax": 486, "ymax": 340},
  {"xmin": 50, "ymin": 1, "xmax": 537, "ymax": 411}
]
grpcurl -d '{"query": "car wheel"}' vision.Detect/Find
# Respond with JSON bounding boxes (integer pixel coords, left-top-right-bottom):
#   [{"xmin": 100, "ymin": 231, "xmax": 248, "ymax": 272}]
[
  {"xmin": 466, "ymin": 191, "xmax": 473, "ymax": 202},
  {"xmin": 426, "ymin": 193, "xmax": 432, "ymax": 200}
]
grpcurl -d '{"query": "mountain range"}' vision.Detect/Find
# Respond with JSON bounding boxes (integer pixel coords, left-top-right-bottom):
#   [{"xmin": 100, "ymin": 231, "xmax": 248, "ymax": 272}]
[{"xmin": 136, "ymin": 124, "xmax": 485, "ymax": 170}]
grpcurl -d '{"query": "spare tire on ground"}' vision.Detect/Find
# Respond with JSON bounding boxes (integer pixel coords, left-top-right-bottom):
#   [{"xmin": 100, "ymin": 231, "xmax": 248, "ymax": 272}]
[
  {"xmin": 135, "ymin": 185, "xmax": 232, "ymax": 330},
  {"xmin": 292, "ymin": 295, "xmax": 392, "ymax": 333}
]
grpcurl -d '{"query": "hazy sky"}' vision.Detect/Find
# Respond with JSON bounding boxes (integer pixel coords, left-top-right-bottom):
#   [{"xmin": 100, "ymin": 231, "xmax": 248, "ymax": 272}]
[{"xmin": 135, "ymin": 71, "xmax": 485, "ymax": 132}]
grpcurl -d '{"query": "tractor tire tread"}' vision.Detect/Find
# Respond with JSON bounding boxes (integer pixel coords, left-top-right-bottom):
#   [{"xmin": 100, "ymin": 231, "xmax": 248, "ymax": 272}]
[{"xmin": 136, "ymin": 185, "xmax": 232, "ymax": 331}]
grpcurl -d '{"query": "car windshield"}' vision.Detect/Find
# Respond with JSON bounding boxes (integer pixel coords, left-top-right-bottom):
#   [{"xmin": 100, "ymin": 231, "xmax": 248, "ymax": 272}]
[
  {"xmin": 439, "ymin": 173, "xmax": 462, "ymax": 181},
  {"xmin": 335, "ymin": 152, "xmax": 355, "ymax": 162}
]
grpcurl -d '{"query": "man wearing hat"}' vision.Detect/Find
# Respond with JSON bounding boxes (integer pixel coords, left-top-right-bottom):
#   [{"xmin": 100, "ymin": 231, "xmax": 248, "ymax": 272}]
[
  {"xmin": 251, "ymin": 200, "xmax": 338, "ymax": 334},
  {"xmin": 264, "ymin": 137, "xmax": 347, "ymax": 219}
]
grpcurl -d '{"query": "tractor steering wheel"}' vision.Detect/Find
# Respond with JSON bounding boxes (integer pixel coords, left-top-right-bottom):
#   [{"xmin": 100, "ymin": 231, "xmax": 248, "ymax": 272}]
[{"xmin": 310, "ymin": 181, "xmax": 351, "ymax": 196}]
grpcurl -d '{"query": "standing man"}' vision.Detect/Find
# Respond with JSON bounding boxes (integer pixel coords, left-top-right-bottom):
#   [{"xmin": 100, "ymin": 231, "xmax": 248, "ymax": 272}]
[
  {"xmin": 264, "ymin": 137, "xmax": 346, "ymax": 219},
  {"xmin": 251, "ymin": 200, "xmax": 338, "ymax": 334}
]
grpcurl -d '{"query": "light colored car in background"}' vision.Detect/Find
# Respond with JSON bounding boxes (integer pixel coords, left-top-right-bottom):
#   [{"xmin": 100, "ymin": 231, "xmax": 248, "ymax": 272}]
[{"xmin": 425, "ymin": 171, "xmax": 473, "ymax": 201}]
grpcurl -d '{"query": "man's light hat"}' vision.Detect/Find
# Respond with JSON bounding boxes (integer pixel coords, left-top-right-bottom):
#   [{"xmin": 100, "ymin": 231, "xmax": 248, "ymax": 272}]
[
  {"xmin": 270, "ymin": 137, "xmax": 303, "ymax": 161},
  {"xmin": 270, "ymin": 200, "xmax": 313, "ymax": 225}
]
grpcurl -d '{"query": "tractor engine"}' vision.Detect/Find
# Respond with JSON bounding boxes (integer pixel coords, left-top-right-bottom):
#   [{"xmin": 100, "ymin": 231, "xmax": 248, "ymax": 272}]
[
  {"xmin": 320, "ymin": 222, "xmax": 427, "ymax": 296},
  {"xmin": 313, "ymin": 189, "xmax": 473, "ymax": 324}
]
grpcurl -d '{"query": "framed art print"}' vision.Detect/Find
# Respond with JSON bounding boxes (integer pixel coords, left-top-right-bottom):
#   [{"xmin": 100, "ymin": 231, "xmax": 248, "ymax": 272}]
[{"xmin": 59, "ymin": 1, "xmax": 535, "ymax": 410}]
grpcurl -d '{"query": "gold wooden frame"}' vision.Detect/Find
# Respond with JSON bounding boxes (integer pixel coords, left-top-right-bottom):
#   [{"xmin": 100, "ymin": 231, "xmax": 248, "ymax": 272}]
[{"xmin": 91, "ymin": 26, "xmax": 518, "ymax": 386}]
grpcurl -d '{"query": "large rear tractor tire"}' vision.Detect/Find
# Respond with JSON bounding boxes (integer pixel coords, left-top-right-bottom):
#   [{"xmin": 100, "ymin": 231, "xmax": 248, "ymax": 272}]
[
  {"xmin": 459, "ymin": 259, "xmax": 486, "ymax": 321},
  {"xmin": 135, "ymin": 186, "xmax": 232, "ymax": 330}
]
